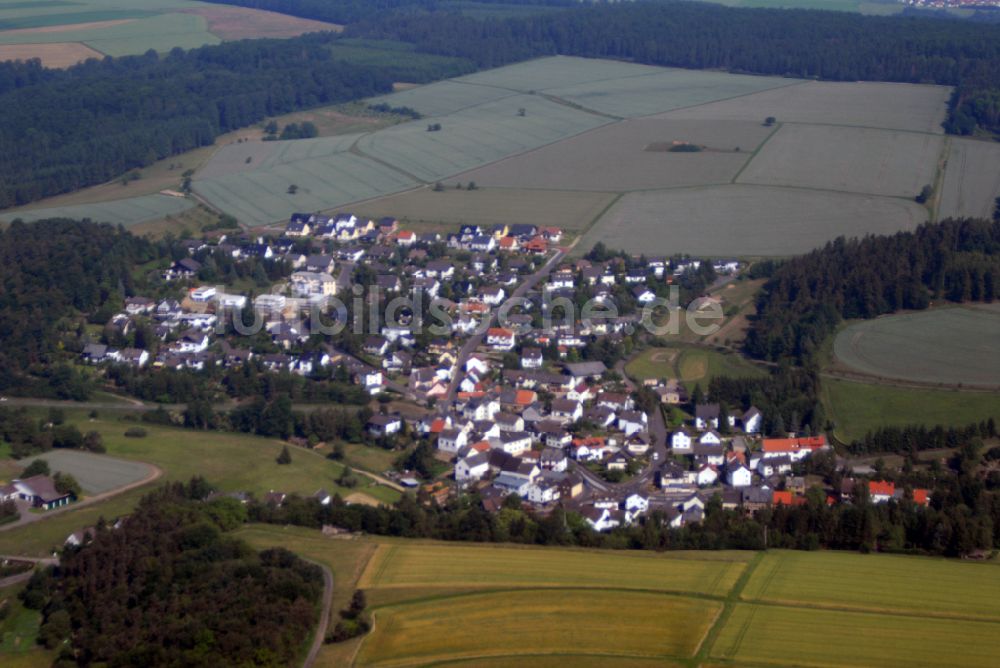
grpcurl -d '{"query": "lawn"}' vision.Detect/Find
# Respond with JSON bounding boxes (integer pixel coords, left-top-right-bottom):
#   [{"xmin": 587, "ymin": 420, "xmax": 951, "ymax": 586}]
[
  {"xmin": 741, "ymin": 550, "xmax": 1000, "ymax": 621},
  {"xmin": 822, "ymin": 376, "xmax": 1000, "ymax": 443},
  {"xmin": 832, "ymin": 305, "xmax": 1000, "ymax": 388},
  {"xmin": 358, "ymin": 541, "xmax": 750, "ymax": 596},
  {"xmin": 710, "ymin": 603, "xmax": 1000, "ymax": 667},
  {"xmin": 357, "ymin": 590, "xmax": 721, "ymax": 667},
  {"xmin": 625, "ymin": 346, "xmax": 766, "ymax": 387}
]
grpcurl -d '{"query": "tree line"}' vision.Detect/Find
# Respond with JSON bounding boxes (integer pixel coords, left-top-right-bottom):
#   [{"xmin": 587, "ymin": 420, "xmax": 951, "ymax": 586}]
[{"xmin": 20, "ymin": 481, "xmax": 323, "ymax": 667}]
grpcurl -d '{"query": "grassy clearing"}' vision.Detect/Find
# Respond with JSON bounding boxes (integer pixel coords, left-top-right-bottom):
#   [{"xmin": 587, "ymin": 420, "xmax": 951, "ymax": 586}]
[
  {"xmin": 625, "ymin": 346, "xmax": 765, "ymax": 389},
  {"xmin": 0, "ymin": 583, "xmax": 51, "ymax": 666},
  {"xmin": 358, "ymin": 541, "xmax": 750, "ymax": 596},
  {"xmin": 711, "ymin": 602, "xmax": 1000, "ymax": 667},
  {"xmin": 822, "ymin": 376, "xmax": 1000, "ymax": 443},
  {"xmin": 583, "ymin": 184, "xmax": 926, "ymax": 257},
  {"xmin": 832, "ymin": 305, "xmax": 1000, "ymax": 388},
  {"xmin": 0, "ymin": 418, "xmax": 400, "ymax": 556},
  {"xmin": 357, "ymin": 590, "xmax": 721, "ymax": 667},
  {"xmin": 741, "ymin": 550, "xmax": 1000, "ymax": 621}
]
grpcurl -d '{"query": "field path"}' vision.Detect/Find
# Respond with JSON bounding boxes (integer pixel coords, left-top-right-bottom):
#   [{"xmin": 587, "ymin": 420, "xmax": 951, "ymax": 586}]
[
  {"xmin": 689, "ymin": 551, "xmax": 764, "ymax": 666},
  {"xmin": 302, "ymin": 558, "xmax": 335, "ymax": 668}
]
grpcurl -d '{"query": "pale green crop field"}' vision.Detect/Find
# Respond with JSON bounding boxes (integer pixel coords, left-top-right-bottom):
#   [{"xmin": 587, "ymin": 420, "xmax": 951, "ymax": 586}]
[
  {"xmin": 546, "ymin": 68, "xmax": 796, "ymax": 118},
  {"xmin": 356, "ymin": 93, "xmax": 612, "ymax": 183},
  {"xmin": 365, "ymin": 79, "xmax": 517, "ymax": 118},
  {"xmin": 939, "ymin": 138, "xmax": 1000, "ymax": 220},
  {"xmin": 833, "ymin": 305, "xmax": 1000, "ymax": 387},
  {"xmin": 19, "ymin": 450, "xmax": 152, "ymax": 495},
  {"xmin": 0, "ymin": 193, "xmax": 195, "ymax": 227}
]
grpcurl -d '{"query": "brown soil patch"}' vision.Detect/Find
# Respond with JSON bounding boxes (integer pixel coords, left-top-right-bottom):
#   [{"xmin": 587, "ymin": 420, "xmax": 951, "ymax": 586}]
[
  {"xmin": 179, "ymin": 6, "xmax": 341, "ymax": 41},
  {"xmin": 0, "ymin": 42, "xmax": 103, "ymax": 68},
  {"xmin": 344, "ymin": 492, "xmax": 383, "ymax": 507},
  {"xmin": 0, "ymin": 19, "xmax": 135, "ymax": 36},
  {"xmin": 392, "ymin": 82, "xmax": 420, "ymax": 92}
]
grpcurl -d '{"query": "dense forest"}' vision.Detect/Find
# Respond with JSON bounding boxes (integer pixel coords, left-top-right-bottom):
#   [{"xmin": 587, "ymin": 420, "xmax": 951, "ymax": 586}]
[
  {"xmin": 0, "ymin": 220, "xmax": 156, "ymax": 396},
  {"xmin": 20, "ymin": 481, "xmax": 323, "ymax": 667},
  {"xmin": 325, "ymin": 1, "xmax": 1000, "ymax": 133},
  {"xmin": 745, "ymin": 218, "xmax": 1000, "ymax": 364}
]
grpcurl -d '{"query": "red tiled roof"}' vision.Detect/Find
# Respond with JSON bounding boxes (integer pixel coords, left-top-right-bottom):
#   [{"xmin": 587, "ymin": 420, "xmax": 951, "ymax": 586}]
[
  {"xmin": 869, "ymin": 480, "xmax": 895, "ymax": 497},
  {"xmin": 762, "ymin": 435, "xmax": 828, "ymax": 453}
]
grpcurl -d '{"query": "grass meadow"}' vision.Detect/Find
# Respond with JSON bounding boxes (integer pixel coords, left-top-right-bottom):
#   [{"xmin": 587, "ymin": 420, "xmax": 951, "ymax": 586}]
[
  {"xmin": 624, "ymin": 345, "xmax": 767, "ymax": 388},
  {"xmin": 0, "ymin": 417, "xmax": 400, "ymax": 556},
  {"xmin": 822, "ymin": 376, "xmax": 1000, "ymax": 443}
]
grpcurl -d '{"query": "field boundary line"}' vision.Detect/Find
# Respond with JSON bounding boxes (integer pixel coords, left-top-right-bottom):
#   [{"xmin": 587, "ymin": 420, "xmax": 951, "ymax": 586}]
[
  {"xmin": 634, "ymin": 77, "xmax": 807, "ymax": 122},
  {"xmin": 689, "ymin": 551, "xmax": 764, "ymax": 666},
  {"xmin": 366, "ymin": 585, "xmax": 728, "ymax": 612},
  {"xmin": 778, "ymin": 119, "xmax": 946, "ymax": 137},
  {"xmin": 730, "ymin": 121, "xmax": 783, "ymax": 184},
  {"xmin": 929, "ymin": 135, "xmax": 951, "ymax": 223},
  {"xmin": 744, "ymin": 597, "xmax": 1000, "ymax": 625}
]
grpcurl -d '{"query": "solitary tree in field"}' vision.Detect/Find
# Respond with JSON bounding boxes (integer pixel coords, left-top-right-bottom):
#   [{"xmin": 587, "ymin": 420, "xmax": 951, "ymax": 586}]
[
  {"xmin": 276, "ymin": 445, "xmax": 292, "ymax": 465},
  {"xmin": 916, "ymin": 184, "xmax": 933, "ymax": 204},
  {"xmin": 287, "ymin": 184, "xmax": 298, "ymax": 195},
  {"xmin": 764, "ymin": 116, "xmax": 776, "ymax": 126}
]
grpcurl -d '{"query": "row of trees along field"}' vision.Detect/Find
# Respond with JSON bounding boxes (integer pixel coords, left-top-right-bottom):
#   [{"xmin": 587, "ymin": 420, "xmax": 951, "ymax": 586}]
[
  {"xmin": 20, "ymin": 480, "xmax": 323, "ymax": 666},
  {"xmin": 0, "ymin": 35, "xmax": 470, "ymax": 208},
  {"xmin": 320, "ymin": 0, "xmax": 1000, "ymax": 134},
  {"xmin": 250, "ymin": 431, "xmax": 1000, "ymax": 554},
  {"xmin": 745, "ymin": 218, "xmax": 1000, "ymax": 365}
]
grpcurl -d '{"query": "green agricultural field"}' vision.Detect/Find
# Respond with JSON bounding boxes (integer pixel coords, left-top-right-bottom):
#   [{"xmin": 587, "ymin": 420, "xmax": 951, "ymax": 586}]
[
  {"xmin": 582, "ymin": 185, "xmax": 927, "ymax": 257},
  {"xmin": 357, "ymin": 590, "xmax": 721, "ymax": 667},
  {"xmin": 20, "ymin": 450, "xmax": 152, "ymax": 495},
  {"xmin": 545, "ymin": 68, "xmax": 795, "ymax": 119},
  {"xmin": 365, "ymin": 79, "xmax": 516, "ymax": 118},
  {"xmin": 938, "ymin": 138, "xmax": 1000, "ymax": 220},
  {"xmin": 741, "ymin": 550, "xmax": 1000, "ymax": 620},
  {"xmin": 822, "ymin": 377, "xmax": 1000, "ymax": 443},
  {"xmin": 711, "ymin": 603, "xmax": 1000, "ymax": 667},
  {"xmin": 737, "ymin": 124, "xmax": 944, "ymax": 198},
  {"xmin": 832, "ymin": 306, "xmax": 1000, "ymax": 388},
  {"xmin": 457, "ymin": 118, "xmax": 771, "ymax": 192},
  {"xmin": 660, "ymin": 80, "xmax": 949, "ymax": 134},
  {"xmin": 355, "ymin": 93, "xmax": 612, "ymax": 184},
  {"xmin": 358, "ymin": 542, "xmax": 750, "ymax": 596},
  {"xmin": 0, "ymin": 193, "xmax": 195, "ymax": 227}
]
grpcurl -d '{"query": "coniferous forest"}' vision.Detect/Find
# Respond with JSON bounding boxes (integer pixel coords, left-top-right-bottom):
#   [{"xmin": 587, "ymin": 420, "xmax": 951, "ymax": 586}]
[{"xmin": 20, "ymin": 482, "xmax": 323, "ymax": 667}]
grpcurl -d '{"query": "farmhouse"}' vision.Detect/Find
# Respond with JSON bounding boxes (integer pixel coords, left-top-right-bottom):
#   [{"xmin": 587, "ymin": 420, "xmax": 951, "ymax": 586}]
[{"xmin": 10, "ymin": 475, "xmax": 73, "ymax": 510}]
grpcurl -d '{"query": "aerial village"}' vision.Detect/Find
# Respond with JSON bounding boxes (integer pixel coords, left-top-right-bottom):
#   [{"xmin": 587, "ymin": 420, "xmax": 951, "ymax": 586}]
[{"xmin": 35, "ymin": 210, "xmax": 931, "ymax": 534}]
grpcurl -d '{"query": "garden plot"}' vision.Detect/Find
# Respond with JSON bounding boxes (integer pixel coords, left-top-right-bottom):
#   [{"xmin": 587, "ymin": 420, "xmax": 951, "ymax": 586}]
[
  {"xmin": 0, "ymin": 193, "xmax": 194, "ymax": 227},
  {"xmin": 457, "ymin": 118, "xmax": 771, "ymax": 191},
  {"xmin": 660, "ymin": 80, "xmax": 950, "ymax": 133},
  {"xmin": 737, "ymin": 124, "xmax": 943, "ymax": 198},
  {"xmin": 355, "ymin": 93, "xmax": 612, "ymax": 183},
  {"xmin": 546, "ymin": 68, "xmax": 795, "ymax": 118},
  {"xmin": 939, "ymin": 138, "xmax": 1000, "ymax": 219},
  {"xmin": 583, "ymin": 184, "xmax": 926, "ymax": 256}
]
